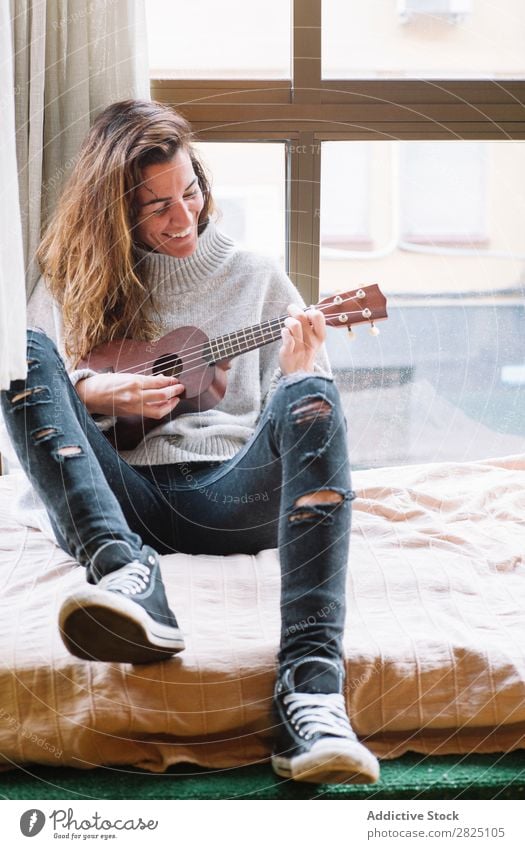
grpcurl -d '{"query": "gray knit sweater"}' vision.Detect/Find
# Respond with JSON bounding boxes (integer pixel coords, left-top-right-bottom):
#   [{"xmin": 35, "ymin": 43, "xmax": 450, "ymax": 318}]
[{"xmin": 26, "ymin": 221, "xmax": 332, "ymax": 468}]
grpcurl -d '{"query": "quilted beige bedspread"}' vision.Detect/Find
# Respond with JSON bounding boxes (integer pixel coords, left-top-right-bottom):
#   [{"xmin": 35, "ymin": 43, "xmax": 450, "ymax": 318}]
[{"xmin": 0, "ymin": 455, "xmax": 524, "ymax": 772}]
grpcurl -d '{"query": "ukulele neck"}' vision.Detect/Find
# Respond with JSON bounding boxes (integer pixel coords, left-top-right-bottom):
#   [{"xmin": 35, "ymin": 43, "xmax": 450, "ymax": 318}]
[{"xmin": 203, "ymin": 315, "xmax": 289, "ymax": 362}]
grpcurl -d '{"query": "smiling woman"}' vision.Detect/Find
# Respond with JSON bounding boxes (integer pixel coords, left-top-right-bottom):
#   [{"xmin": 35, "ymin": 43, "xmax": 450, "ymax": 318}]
[
  {"xmin": 134, "ymin": 154, "xmax": 204, "ymax": 258},
  {"xmin": 0, "ymin": 98, "xmax": 380, "ymax": 786},
  {"xmin": 37, "ymin": 100, "xmax": 214, "ymax": 364}
]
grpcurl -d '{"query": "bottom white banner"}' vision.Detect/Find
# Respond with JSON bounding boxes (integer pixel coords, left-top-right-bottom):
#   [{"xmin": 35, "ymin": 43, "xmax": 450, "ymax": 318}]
[{"xmin": 3, "ymin": 799, "xmax": 524, "ymax": 848}]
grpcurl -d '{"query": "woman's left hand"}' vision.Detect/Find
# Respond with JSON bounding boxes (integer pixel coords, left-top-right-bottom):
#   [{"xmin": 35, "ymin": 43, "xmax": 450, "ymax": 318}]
[{"xmin": 279, "ymin": 303, "xmax": 326, "ymax": 375}]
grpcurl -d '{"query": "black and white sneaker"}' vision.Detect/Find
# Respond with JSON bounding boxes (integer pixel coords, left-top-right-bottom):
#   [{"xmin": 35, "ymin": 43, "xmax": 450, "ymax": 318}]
[
  {"xmin": 59, "ymin": 546, "xmax": 185, "ymax": 664},
  {"xmin": 271, "ymin": 656, "xmax": 380, "ymax": 784}
]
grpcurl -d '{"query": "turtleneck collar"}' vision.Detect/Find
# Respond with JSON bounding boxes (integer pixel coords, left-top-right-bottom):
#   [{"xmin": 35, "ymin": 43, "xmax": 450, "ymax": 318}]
[{"xmin": 133, "ymin": 220, "xmax": 236, "ymax": 295}]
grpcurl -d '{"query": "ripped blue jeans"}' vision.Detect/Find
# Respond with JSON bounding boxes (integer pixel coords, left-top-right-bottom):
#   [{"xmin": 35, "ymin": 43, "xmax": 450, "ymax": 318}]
[{"xmin": 0, "ymin": 330, "xmax": 354, "ymax": 667}]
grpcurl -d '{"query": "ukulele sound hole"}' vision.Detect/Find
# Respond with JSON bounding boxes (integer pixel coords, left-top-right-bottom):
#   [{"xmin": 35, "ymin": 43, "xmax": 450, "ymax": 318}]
[{"xmin": 152, "ymin": 353, "xmax": 183, "ymax": 379}]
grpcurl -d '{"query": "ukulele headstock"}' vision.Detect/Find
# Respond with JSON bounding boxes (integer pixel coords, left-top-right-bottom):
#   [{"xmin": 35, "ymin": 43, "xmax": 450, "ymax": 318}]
[{"xmin": 316, "ymin": 284, "xmax": 388, "ymax": 336}]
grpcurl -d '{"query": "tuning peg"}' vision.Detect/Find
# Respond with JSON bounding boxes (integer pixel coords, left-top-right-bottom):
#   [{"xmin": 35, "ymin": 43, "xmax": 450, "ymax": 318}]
[
  {"xmin": 356, "ymin": 289, "xmax": 366, "ymax": 299},
  {"xmin": 347, "ymin": 326, "xmax": 356, "ymax": 340},
  {"xmin": 368, "ymin": 322, "xmax": 380, "ymax": 337}
]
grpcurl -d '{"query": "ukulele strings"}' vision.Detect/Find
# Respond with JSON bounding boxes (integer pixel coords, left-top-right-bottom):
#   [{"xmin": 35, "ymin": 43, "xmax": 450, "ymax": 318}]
[
  {"xmin": 106, "ymin": 295, "xmax": 376, "ymax": 377},
  {"xmin": 110, "ymin": 305, "xmax": 371, "ymax": 378},
  {"xmin": 110, "ymin": 307, "xmax": 369, "ymax": 379}
]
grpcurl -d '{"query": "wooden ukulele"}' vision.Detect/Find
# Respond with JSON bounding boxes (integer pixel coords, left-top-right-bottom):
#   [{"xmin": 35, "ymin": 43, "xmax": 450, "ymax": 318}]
[{"xmin": 79, "ymin": 284, "xmax": 388, "ymax": 450}]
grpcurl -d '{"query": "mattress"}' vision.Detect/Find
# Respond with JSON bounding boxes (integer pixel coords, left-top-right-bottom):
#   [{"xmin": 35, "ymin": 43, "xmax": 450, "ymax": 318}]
[{"xmin": 0, "ymin": 455, "xmax": 524, "ymax": 772}]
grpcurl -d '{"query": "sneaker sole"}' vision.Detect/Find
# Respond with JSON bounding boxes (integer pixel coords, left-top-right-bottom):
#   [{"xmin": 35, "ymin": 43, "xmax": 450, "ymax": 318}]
[
  {"xmin": 272, "ymin": 739, "xmax": 380, "ymax": 785},
  {"xmin": 59, "ymin": 588, "xmax": 186, "ymax": 664}
]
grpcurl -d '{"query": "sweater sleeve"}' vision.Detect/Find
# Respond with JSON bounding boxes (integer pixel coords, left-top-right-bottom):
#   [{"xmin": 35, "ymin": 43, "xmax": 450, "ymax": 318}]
[
  {"xmin": 259, "ymin": 265, "xmax": 333, "ymax": 412},
  {"xmin": 27, "ymin": 277, "xmax": 117, "ymax": 432}
]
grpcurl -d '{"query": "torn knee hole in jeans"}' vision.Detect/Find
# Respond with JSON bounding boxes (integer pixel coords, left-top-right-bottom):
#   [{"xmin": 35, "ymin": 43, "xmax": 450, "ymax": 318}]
[
  {"xmin": 288, "ymin": 489, "xmax": 347, "ymax": 524},
  {"xmin": 291, "ymin": 396, "xmax": 333, "ymax": 426},
  {"xmin": 31, "ymin": 426, "xmax": 62, "ymax": 444},
  {"xmin": 53, "ymin": 445, "xmax": 85, "ymax": 461},
  {"xmin": 10, "ymin": 386, "xmax": 51, "ymax": 406},
  {"xmin": 288, "ymin": 394, "xmax": 335, "ymax": 460}
]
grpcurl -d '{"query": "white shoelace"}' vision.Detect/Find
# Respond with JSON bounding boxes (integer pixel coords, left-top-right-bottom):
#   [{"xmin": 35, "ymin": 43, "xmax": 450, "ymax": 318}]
[
  {"xmin": 283, "ymin": 692, "xmax": 358, "ymax": 741},
  {"xmin": 98, "ymin": 561, "xmax": 151, "ymax": 596}
]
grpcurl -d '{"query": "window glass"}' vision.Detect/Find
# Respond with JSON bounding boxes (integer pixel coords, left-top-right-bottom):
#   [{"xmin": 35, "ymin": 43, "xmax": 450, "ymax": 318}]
[
  {"xmin": 323, "ymin": 0, "xmax": 525, "ymax": 79},
  {"xmin": 194, "ymin": 142, "xmax": 286, "ymax": 263},
  {"xmin": 320, "ymin": 141, "xmax": 525, "ymax": 467},
  {"xmin": 146, "ymin": 0, "xmax": 291, "ymax": 79},
  {"xmin": 400, "ymin": 143, "xmax": 487, "ymax": 245},
  {"xmin": 321, "ymin": 143, "xmax": 371, "ymax": 249}
]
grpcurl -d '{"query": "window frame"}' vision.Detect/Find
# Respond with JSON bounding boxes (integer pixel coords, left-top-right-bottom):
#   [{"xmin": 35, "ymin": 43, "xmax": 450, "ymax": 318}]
[{"xmin": 149, "ymin": 0, "xmax": 525, "ymax": 306}]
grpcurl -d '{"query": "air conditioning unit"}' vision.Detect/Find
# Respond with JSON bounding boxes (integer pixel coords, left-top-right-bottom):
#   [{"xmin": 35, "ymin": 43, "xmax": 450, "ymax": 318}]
[{"xmin": 398, "ymin": 0, "xmax": 472, "ymax": 23}]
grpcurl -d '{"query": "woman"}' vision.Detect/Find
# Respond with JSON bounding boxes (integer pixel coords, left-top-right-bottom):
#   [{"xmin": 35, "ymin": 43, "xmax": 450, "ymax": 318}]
[{"xmin": 0, "ymin": 100, "xmax": 379, "ymax": 785}]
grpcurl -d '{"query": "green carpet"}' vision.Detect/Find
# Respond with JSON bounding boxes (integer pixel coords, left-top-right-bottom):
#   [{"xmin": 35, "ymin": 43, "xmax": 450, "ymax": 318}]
[{"xmin": 2, "ymin": 752, "xmax": 525, "ymax": 800}]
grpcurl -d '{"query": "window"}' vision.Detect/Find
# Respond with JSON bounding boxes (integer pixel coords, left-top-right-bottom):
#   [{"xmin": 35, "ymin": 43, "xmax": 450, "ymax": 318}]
[
  {"xmin": 400, "ymin": 142, "xmax": 488, "ymax": 246},
  {"xmin": 320, "ymin": 140, "xmax": 525, "ymax": 467},
  {"xmin": 193, "ymin": 142, "xmax": 286, "ymax": 260},
  {"xmin": 146, "ymin": 0, "xmax": 291, "ymax": 79},
  {"xmin": 320, "ymin": 143, "xmax": 372, "ymax": 250},
  {"xmin": 322, "ymin": 0, "xmax": 525, "ymax": 79},
  {"xmin": 147, "ymin": 0, "xmax": 525, "ymax": 467}
]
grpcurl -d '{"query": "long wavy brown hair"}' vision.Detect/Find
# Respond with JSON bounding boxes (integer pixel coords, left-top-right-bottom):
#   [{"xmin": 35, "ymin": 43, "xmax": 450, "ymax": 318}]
[{"xmin": 37, "ymin": 99, "xmax": 214, "ymax": 366}]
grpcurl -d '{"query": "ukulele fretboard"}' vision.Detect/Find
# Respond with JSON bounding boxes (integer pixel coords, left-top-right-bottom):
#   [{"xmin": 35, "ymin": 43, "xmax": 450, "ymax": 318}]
[{"xmin": 203, "ymin": 316, "xmax": 288, "ymax": 362}]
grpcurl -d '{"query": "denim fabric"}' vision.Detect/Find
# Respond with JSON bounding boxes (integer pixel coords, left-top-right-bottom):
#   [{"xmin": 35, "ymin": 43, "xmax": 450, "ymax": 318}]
[{"xmin": 1, "ymin": 329, "xmax": 355, "ymax": 667}]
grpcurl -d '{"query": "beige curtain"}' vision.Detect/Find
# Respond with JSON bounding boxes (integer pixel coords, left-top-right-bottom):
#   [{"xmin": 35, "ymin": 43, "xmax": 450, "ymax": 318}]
[
  {"xmin": 0, "ymin": 1, "xmax": 27, "ymax": 389},
  {"xmin": 1, "ymin": 0, "xmax": 149, "ymax": 389}
]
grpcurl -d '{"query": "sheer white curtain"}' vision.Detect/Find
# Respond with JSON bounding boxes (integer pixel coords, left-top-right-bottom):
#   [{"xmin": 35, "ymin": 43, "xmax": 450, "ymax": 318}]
[
  {"xmin": 0, "ymin": 1, "xmax": 27, "ymax": 389},
  {"xmin": 1, "ymin": 0, "xmax": 150, "ymax": 389}
]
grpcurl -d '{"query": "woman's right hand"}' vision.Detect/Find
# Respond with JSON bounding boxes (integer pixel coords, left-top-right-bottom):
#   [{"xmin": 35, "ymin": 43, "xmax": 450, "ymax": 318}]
[{"xmin": 75, "ymin": 372, "xmax": 185, "ymax": 419}]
